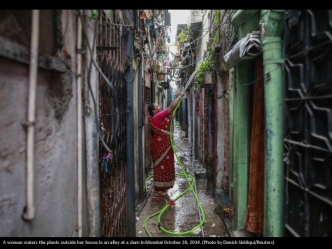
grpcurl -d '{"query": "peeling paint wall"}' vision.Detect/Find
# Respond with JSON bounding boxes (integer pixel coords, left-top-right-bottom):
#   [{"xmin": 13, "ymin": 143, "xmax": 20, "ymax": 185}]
[{"xmin": 0, "ymin": 10, "xmax": 89, "ymax": 237}]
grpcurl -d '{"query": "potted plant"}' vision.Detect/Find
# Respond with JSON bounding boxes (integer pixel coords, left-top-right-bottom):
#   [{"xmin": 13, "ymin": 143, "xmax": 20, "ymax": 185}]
[
  {"xmin": 177, "ymin": 26, "xmax": 193, "ymax": 43},
  {"xmin": 194, "ymin": 58, "xmax": 215, "ymax": 88},
  {"xmin": 157, "ymin": 72, "xmax": 165, "ymax": 81},
  {"xmin": 157, "ymin": 67, "xmax": 166, "ymax": 81},
  {"xmin": 150, "ymin": 60, "xmax": 160, "ymax": 73}
]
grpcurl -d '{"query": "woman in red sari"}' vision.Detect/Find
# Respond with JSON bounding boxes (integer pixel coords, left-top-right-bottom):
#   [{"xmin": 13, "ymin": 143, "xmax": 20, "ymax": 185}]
[{"xmin": 148, "ymin": 92, "xmax": 184, "ymax": 197}]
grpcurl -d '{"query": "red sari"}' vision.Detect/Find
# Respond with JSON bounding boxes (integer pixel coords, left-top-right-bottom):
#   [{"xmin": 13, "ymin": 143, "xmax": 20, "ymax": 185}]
[{"xmin": 149, "ymin": 110, "xmax": 175, "ymax": 191}]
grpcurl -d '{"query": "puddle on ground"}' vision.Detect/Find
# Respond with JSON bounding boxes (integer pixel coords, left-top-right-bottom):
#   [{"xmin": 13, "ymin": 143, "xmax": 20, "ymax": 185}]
[{"xmin": 136, "ymin": 125, "xmax": 228, "ymax": 237}]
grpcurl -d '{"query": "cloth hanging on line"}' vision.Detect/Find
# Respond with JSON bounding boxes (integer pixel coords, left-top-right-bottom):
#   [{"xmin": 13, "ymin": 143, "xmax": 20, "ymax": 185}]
[{"xmin": 224, "ymin": 31, "xmax": 262, "ymax": 70}]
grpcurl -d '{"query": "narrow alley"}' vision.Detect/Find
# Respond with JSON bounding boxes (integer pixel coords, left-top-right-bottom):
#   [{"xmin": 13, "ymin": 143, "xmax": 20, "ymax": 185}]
[
  {"xmin": 1, "ymin": 9, "xmax": 331, "ymax": 239},
  {"xmin": 135, "ymin": 122, "xmax": 229, "ymax": 237}
]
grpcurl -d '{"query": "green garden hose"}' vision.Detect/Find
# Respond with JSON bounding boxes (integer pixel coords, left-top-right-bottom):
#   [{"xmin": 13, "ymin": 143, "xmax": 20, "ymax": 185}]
[{"xmin": 142, "ymin": 97, "xmax": 206, "ymax": 237}]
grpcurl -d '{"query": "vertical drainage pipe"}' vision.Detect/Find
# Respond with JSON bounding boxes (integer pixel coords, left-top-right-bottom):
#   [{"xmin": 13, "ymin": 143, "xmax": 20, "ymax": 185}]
[
  {"xmin": 22, "ymin": 9, "xmax": 39, "ymax": 221},
  {"xmin": 81, "ymin": 10, "xmax": 101, "ymax": 236},
  {"xmin": 76, "ymin": 9, "xmax": 83, "ymax": 237},
  {"xmin": 260, "ymin": 10, "xmax": 285, "ymax": 237},
  {"xmin": 134, "ymin": 9, "xmax": 144, "ymax": 199},
  {"xmin": 125, "ymin": 9, "xmax": 136, "ymax": 237},
  {"xmin": 138, "ymin": 59, "xmax": 143, "ymax": 199}
]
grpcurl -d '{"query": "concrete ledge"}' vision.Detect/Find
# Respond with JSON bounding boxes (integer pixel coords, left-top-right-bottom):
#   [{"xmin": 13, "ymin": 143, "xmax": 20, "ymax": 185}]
[{"xmin": 234, "ymin": 229, "xmax": 257, "ymax": 237}]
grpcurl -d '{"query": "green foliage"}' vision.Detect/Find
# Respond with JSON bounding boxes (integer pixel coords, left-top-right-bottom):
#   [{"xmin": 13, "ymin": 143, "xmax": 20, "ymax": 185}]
[
  {"xmin": 213, "ymin": 10, "xmax": 220, "ymax": 24},
  {"xmin": 213, "ymin": 33, "xmax": 219, "ymax": 44},
  {"xmin": 177, "ymin": 26, "xmax": 193, "ymax": 43},
  {"xmin": 90, "ymin": 10, "xmax": 98, "ymax": 19},
  {"xmin": 194, "ymin": 58, "xmax": 215, "ymax": 85},
  {"xmin": 199, "ymin": 10, "xmax": 222, "ymax": 79},
  {"xmin": 214, "ymin": 10, "xmax": 220, "ymax": 16}
]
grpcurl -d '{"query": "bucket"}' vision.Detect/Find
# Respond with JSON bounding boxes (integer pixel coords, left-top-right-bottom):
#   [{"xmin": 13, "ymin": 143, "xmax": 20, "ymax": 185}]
[
  {"xmin": 151, "ymin": 64, "xmax": 160, "ymax": 73},
  {"xmin": 157, "ymin": 73, "xmax": 165, "ymax": 81}
]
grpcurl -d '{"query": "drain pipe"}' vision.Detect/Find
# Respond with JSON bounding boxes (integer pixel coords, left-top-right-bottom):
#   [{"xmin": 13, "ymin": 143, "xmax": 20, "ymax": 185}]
[
  {"xmin": 134, "ymin": 9, "xmax": 144, "ymax": 200},
  {"xmin": 231, "ymin": 10, "xmax": 260, "ymax": 26},
  {"xmin": 125, "ymin": 9, "xmax": 136, "ymax": 237},
  {"xmin": 260, "ymin": 9, "xmax": 285, "ymax": 237},
  {"xmin": 76, "ymin": 9, "xmax": 83, "ymax": 237},
  {"xmin": 22, "ymin": 9, "xmax": 39, "ymax": 221}
]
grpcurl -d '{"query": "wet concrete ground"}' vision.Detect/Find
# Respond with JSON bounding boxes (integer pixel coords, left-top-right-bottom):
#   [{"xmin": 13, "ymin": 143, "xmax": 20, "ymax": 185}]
[{"xmin": 135, "ymin": 124, "xmax": 229, "ymax": 238}]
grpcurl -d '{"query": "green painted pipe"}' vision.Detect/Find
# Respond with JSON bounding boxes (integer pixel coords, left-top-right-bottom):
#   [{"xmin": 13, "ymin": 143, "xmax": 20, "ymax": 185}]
[
  {"xmin": 260, "ymin": 10, "xmax": 285, "ymax": 237},
  {"xmin": 231, "ymin": 10, "xmax": 260, "ymax": 26}
]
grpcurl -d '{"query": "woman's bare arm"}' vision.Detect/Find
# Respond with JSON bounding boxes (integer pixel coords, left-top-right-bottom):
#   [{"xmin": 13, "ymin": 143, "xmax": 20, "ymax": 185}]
[{"xmin": 167, "ymin": 92, "xmax": 185, "ymax": 114}]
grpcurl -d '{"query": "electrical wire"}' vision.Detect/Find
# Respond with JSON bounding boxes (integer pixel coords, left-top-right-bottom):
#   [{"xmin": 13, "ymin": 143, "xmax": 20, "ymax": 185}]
[
  {"xmin": 75, "ymin": 10, "xmax": 119, "ymax": 153},
  {"xmin": 93, "ymin": 10, "xmax": 238, "ymax": 71}
]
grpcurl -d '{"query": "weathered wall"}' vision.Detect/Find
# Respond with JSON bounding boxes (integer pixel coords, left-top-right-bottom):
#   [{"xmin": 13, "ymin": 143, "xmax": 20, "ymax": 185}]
[
  {"xmin": 190, "ymin": 10, "xmax": 203, "ymax": 23},
  {"xmin": 0, "ymin": 10, "xmax": 88, "ymax": 237}
]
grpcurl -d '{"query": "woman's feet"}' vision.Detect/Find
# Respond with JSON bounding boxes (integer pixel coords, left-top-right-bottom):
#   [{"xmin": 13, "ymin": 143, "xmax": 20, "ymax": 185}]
[
  {"xmin": 155, "ymin": 190, "xmax": 168, "ymax": 196},
  {"xmin": 152, "ymin": 190, "xmax": 171, "ymax": 201}
]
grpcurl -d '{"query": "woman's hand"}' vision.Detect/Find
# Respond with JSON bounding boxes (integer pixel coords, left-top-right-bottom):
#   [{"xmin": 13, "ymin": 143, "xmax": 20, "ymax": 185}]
[{"xmin": 168, "ymin": 91, "xmax": 185, "ymax": 114}]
